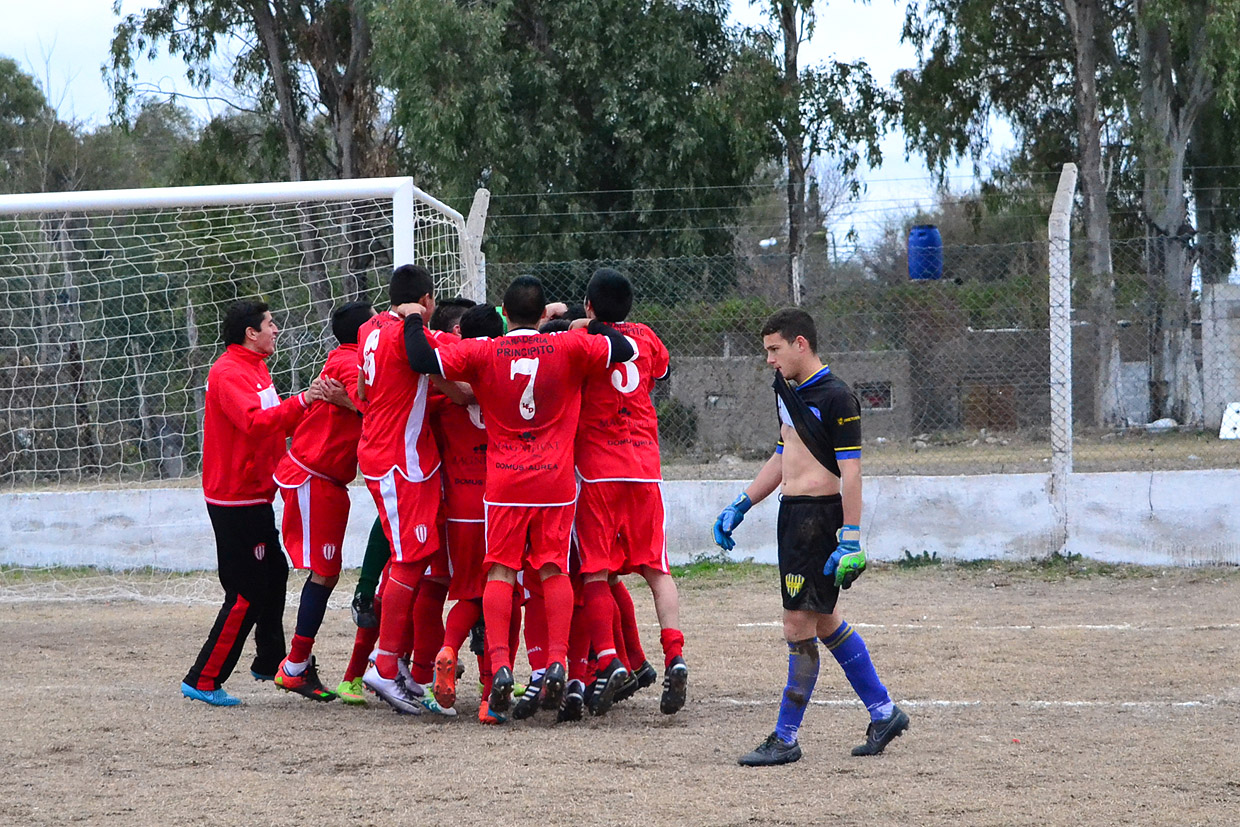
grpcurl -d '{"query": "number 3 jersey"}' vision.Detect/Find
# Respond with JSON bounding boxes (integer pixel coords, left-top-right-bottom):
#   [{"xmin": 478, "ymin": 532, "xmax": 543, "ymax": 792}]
[
  {"xmin": 574, "ymin": 321, "xmax": 669, "ymax": 483},
  {"xmin": 356, "ymin": 309, "xmax": 457, "ymax": 482},
  {"xmin": 435, "ymin": 328, "xmax": 614, "ymax": 506}
]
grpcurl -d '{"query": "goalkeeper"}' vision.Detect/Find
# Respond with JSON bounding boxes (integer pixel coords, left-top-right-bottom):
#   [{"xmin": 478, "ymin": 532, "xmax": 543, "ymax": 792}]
[{"xmin": 713, "ymin": 308, "xmax": 908, "ymax": 767}]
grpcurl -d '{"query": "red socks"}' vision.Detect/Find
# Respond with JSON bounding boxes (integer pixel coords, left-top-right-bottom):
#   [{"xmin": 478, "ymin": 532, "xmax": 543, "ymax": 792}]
[
  {"xmin": 568, "ymin": 602, "xmax": 591, "ymax": 682},
  {"xmin": 582, "ymin": 579, "xmax": 618, "ymax": 662},
  {"xmin": 410, "ymin": 578, "xmax": 449, "ymax": 684},
  {"xmin": 610, "ymin": 580, "xmax": 646, "ymax": 666},
  {"xmin": 523, "ymin": 591, "xmax": 548, "ymax": 672},
  {"xmin": 482, "ymin": 579, "xmax": 516, "ymax": 672},
  {"xmin": 443, "ymin": 598, "xmax": 481, "ymax": 654},
  {"xmin": 375, "ymin": 564, "xmax": 421, "ymax": 679},
  {"xmin": 288, "ymin": 633, "xmax": 314, "ymax": 666},
  {"xmin": 660, "ymin": 628, "xmax": 685, "ymax": 668},
  {"xmin": 540, "ymin": 574, "xmax": 574, "ymax": 667}
]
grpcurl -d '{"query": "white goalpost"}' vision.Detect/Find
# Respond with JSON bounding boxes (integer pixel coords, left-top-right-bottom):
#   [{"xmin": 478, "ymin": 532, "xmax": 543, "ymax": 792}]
[{"xmin": 0, "ymin": 177, "xmax": 488, "ymax": 493}]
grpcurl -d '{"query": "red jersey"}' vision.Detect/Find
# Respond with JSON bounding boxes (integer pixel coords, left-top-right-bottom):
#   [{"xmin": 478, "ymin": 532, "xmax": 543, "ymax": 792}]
[
  {"xmin": 201, "ymin": 344, "xmax": 308, "ymax": 506},
  {"xmin": 430, "ymin": 395, "xmax": 488, "ymax": 520},
  {"xmin": 435, "ymin": 328, "xmax": 613, "ymax": 506},
  {"xmin": 356, "ymin": 311, "xmax": 454, "ymax": 482},
  {"xmin": 274, "ymin": 343, "xmax": 364, "ymax": 488},
  {"xmin": 575, "ymin": 321, "xmax": 669, "ymax": 482}
]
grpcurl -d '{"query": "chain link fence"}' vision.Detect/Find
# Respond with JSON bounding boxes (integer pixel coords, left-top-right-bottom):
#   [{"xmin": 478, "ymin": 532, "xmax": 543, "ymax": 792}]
[{"xmin": 489, "ymin": 233, "xmax": 1240, "ymax": 476}]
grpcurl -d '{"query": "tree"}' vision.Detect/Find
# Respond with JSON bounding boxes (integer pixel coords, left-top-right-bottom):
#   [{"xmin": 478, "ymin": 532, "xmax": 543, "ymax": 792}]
[
  {"xmin": 371, "ymin": 0, "xmax": 780, "ymax": 263},
  {"xmin": 749, "ymin": 0, "xmax": 894, "ymax": 304}
]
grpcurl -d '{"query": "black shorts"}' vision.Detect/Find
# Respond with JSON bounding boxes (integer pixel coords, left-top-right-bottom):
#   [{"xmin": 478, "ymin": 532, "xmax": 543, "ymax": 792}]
[{"xmin": 777, "ymin": 494, "xmax": 843, "ymax": 614}]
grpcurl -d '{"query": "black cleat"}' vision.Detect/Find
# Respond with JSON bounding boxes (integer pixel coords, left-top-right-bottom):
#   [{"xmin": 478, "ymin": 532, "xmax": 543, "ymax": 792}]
[
  {"xmin": 351, "ymin": 592, "xmax": 379, "ymax": 629},
  {"xmin": 659, "ymin": 656, "xmax": 688, "ymax": 715},
  {"xmin": 739, "ymin": 732, "xmax": 802, "ymax": 767},
  {"xmin": 633, "ymin": 660, "xmax": 659, "ymax": 689},
  {"xmin": 587, "ymin": 658, "xmax": 629, "ymax": 717},
  {"xmin": 557, "ymin": 679, "xmax": 586, "ymax": 723},
  {"xmin": 512, "ymin": 677, "xmax": 543, "ymax": 720},
  {"xmin": 489, "ymin": 666, "xmax": 515, "ymax": 713},
  {"xmin": 541, "ymin": 662, "xmax": 567, "ymax": 710},
  {"xmin": 612, "ymin": 671, "xmax": 641, "ymax": 704},
  {"xmin": 851, "ymin": 705, "xmax": 910, "ymax": 756},
  {"xmin": 468, "ymin": 619, "xmax": 486, "ymax": 657}
]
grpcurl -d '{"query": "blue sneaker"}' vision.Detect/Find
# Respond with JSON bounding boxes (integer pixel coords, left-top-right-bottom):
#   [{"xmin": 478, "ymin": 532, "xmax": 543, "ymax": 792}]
[
  {"xmin": 250, "ymin": 669, "xmax": 276, "ymax": 682},
  {"xmin": 181, "ymin": 682, "xmax": 241, "ymax": 706}
]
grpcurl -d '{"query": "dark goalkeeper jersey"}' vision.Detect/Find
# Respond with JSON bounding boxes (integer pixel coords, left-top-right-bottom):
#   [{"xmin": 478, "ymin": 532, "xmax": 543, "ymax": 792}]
[{"xmin": 774, "ymin": 365, "xmax": 862, "ymax": 468}]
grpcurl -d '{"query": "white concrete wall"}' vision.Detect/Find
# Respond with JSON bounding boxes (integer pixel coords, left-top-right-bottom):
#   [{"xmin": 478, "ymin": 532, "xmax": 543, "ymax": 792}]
[{"xmin": 4, "ymin": 471, "xmax": 1239, "ymax": 570}]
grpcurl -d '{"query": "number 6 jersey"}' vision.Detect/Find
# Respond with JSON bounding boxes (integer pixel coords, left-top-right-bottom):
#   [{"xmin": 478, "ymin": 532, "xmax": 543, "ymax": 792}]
[{"xmin": 435, "ymin": 328, "xmax": 614, "ymax": 506}]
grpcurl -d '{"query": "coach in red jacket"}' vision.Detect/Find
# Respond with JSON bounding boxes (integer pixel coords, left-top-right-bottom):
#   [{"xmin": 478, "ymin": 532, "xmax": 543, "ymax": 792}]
[{"xmin": 181, "ymin": 300, "xmax": 347, "ymax": 706}]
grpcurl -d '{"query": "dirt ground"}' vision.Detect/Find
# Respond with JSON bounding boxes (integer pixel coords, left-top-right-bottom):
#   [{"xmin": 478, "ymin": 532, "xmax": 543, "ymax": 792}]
[{"xmin": 2, "ymin": 563, "xmax": 1239, "ymax": 827}]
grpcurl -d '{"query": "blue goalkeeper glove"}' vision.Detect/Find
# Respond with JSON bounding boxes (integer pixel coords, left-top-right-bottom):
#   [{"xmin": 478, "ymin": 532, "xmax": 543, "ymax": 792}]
[
  {"xmin": 825, "ymin": 525, "xmax": 866, "ymax": 589},
  {"xmin": 712, "ymin": 492, "xmax": 752, "ymax": 551}
]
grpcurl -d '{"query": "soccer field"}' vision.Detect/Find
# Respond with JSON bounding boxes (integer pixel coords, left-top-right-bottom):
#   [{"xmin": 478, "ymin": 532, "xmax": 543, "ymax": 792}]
[{"xmin": 3, "ymin": 562, "xmax": 1238, "ymax": 826}]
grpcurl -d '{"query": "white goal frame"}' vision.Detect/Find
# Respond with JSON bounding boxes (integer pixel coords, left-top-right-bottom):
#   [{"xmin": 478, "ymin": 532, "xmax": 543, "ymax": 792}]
[{"xmin": 0, "ymin": 177, "xmax": 489, "ymax": 301}]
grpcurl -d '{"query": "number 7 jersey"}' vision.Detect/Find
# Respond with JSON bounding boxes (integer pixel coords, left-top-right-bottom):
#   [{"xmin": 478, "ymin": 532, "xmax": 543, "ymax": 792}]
[
  {"xmin": 435, "ymin": 328, "xmax": 614, "ymax": 506},
  {"xmin": 575, "ymin": 321, "xmax": 670, "ymax": 482}
]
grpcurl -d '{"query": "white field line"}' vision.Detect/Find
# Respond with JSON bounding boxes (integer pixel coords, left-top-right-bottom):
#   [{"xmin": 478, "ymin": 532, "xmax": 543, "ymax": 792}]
[
  {"xmin": 735, "ymin": 621, "xmax": 1240, "ymax": 631},
  {"xmin": 720, "ymin": 698, "xmax": 1223, "ymax": 709}
]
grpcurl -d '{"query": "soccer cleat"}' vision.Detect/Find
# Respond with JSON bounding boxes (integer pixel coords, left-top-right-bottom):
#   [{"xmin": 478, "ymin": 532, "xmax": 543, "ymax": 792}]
[
  {"xmin": 351, "ymin": 592, "xmax": 379, "ymax": 629},
  {"xmin": 660, "ymin": 656, "xmax": 689, "ymax": 715},
  {"xmin": 432, "ymin": 645, "xmax": 458, "ymax": 709},
  {"xmin": 633, "ymin": 660, "xmax": 659, "ymax": 690},
  {"xmin": 540, "ymin": 661, "xmax": 567, "ymax": 711},
  {"xmin": 478, "ymin": 699, "xmax": 506, "ymax": 725},
  {"xmin": 587, "ymin": 658, "xmax": 629, "ymax": 717},
  {"xmin": 250, "ymin": 669, "xmax": 276, "ymax": 682},
  {"xmin": 612, "ymin": 671, "xmax": 640, "ymax": 705},
  {"xmin": 455, "ymin": 662, "xmax": 466, "ymax": 680},
  {"xmin": 489, "ymin": 666, "xmax": 515, "ymax": 713},
  {"xmin": 362, "ymin": 664, "xmax": 423, "ymax": 715},
  {"xmin": 416, "ymin": 687, "xmax": 459, "ymax": 717},
  {"xmin": 512, "ymin": 677, "xmax": 543, "ymax": 720},
  {"xmin": 397, "ymin": 657, "xmax": 424, "ymax": 697},
  {"xmin": 738, "ymin": 732, "xmax": 802, "ymax": 767},
  {"xmin": 181, "ymin": 682, "xmax": 241, "ymax": 707},
  {"xmin": 557, "ymin": 679, "xmax": 586, "ymax": 723},
  {"xmin": 851, "ymin": 705, "xmax": 910, "ymax": 756},
  {"xmin": 274, "ymin": 656, "xmax": 337, "ymax": 702},
  {"xmin": 335, "ymin": 677, "xmax": 367, "ymax": 706}
]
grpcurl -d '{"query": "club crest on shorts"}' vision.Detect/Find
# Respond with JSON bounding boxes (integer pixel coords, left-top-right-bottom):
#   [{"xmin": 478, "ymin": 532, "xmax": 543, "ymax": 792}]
[
  {"xmin": 253, "ymin": 543, "xmax": 266, "ymax": 561},
  {"xmin": 784, "ymin": 573, "xmax": 805, "ymax": 598},
  {"xmin": 322, "ymin": 543, "xmax": 337, "ymax": 560},
  {"xmin": 415, "ymin": 524, "xmax": 428, "ymax": 543}
]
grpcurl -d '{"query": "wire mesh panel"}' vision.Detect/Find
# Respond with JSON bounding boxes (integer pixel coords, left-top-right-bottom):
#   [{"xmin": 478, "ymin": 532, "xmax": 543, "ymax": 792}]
[{"xmin": 0, "ymin": 193, "xmax": 468, "ymax": 490}]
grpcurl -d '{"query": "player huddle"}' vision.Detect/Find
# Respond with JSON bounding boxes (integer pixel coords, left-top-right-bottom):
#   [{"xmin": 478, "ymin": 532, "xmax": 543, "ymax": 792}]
[{"xmin": 180, "ymin": 265, "xmax": 688, "ymax": 726}]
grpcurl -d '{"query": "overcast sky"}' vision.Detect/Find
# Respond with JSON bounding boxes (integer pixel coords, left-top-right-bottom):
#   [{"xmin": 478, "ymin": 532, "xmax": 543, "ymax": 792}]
[{"xmin": 0, "ymin": 1, "xmax": 1005, "ymax": 235}]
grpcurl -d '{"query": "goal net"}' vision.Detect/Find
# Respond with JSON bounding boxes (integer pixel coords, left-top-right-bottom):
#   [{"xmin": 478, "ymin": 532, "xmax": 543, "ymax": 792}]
[
  {"xmin": 0, "ymin": 178, "xmax": 486, "ymax": 492},
  {"xmin": 0, "ymin": 178, "xmax": 487, "ymax": 601}
]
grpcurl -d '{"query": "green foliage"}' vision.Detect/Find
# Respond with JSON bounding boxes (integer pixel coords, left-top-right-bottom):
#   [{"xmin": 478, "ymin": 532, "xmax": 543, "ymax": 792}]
[
  {"xmin": 897, "ymin": 549, "xmax": 941, "ymax": 569},
  {"xmin": 372, "ymin": 0, "xmax": 780, "ymax": 261}
]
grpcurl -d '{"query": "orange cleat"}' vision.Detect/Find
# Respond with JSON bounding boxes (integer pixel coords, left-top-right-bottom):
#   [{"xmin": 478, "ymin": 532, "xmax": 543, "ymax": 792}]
[{"xmin": 433, "ymin": 645, "xmax": 458, "ymax": 709}]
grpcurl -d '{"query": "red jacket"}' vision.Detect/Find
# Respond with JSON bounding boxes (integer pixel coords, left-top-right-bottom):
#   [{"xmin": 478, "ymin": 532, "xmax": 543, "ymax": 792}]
[
  {"xmin": 274, "ymin": 344, "xmax": 364, "ymax": 488},
  {"xmin": 202, "ymin": 344, "xmax": 308, "ymax": 506}
]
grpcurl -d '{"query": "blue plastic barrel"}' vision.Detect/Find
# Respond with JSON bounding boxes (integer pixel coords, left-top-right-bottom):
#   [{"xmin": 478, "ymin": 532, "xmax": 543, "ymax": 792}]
[{"xmin": 908, "ymin": 224, "xmax": 943, "ymax": 281}]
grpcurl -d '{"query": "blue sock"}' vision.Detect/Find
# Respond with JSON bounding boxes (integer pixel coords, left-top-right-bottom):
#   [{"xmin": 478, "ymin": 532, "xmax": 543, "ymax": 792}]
[
  {"xmin": 821, "ymin": 621, "xmax": 894, "ymax": 722},
  {"xmin": 774, "ymin": 639, "xmax": 819, "ymax": 744},
  {"xmin": 295, "ymin": 578, "xmax": 333, "ymax": 641}
]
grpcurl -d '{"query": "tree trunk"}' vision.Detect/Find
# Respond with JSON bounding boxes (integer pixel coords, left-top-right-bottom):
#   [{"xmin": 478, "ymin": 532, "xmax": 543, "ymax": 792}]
[
  {"xmin": 777, "ymin": 0, "xmax": 805, "ymax": 305},
  {"xmin": 1064, "ymin": 0, "xmax": 1122, "ymax": 426},
  {"xmin": 1137, "ymin": 8, "xmax": 1208, "ymax": 425}
]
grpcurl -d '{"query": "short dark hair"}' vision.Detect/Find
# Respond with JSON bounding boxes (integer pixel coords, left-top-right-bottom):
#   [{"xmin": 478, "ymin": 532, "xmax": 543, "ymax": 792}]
[
  {"xmin": 502, "ymin": 275, "xmax": 546, "ymax": 326},
  {"xmin": 761, "ymin": 308, "xmax": 818, "ymax": 354},
  {"xmin": 429, "ymin": 296, "xmax": 477, "ymax": 332},
  {"xmin": 222, "ymin": 300, "xmax": 269, "ymax": 345},
  {"xmin": 331, "ymin": 301, "xmax": 374, "ymax": 345},
  {"xmin": 586, "ymin": 268, "xmax": 632, "ymax": 322},
  {"xmin": 538, "ymin": 318, "xmax": 572, "ymax": 334},
  {"xmin": 389, "ymin": 264, "xmax": 434, "ymax": 306},
  {"xmin": 563, "ymin": 302, "xmax": 588, "ymax": 321},
  {"xmin": 459, "ymin": 303, "xmax": 505, "ymax": 339}
]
